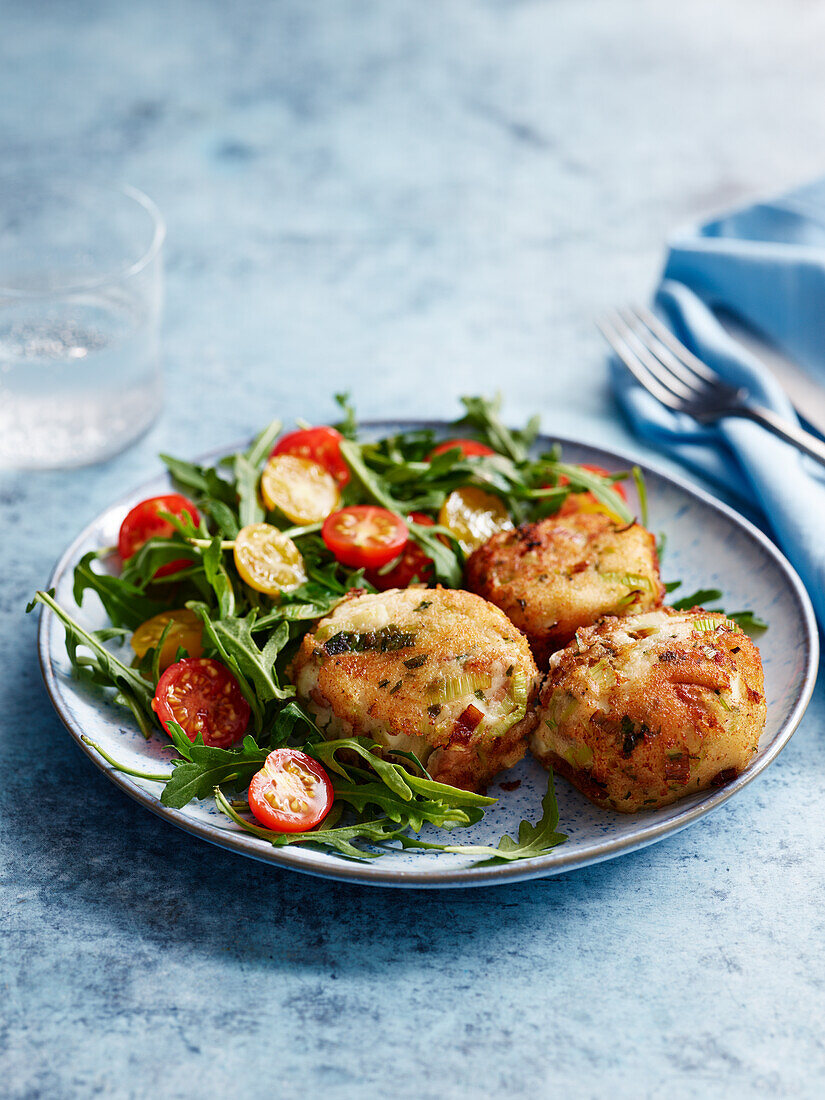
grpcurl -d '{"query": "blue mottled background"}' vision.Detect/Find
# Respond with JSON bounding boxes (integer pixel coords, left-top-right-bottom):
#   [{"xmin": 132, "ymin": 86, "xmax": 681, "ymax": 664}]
[{"xmin": 3, "ymin": 1, "xmax": 825, "ymax": 1096}]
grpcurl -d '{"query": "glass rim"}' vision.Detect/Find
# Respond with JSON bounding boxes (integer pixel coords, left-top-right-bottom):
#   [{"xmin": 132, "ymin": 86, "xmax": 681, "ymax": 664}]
[{"xmin": 0, "ymin": 181, "xmax": 166, "ymax": 298}]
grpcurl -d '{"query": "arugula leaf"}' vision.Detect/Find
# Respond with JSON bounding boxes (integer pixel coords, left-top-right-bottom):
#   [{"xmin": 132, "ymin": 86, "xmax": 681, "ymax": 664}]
[
  {"xmin": 202, "ymin": 536, "xmax": 235, "ymax": 617},
  {"xmin": 28, "ymin": 590, "xmax": 157, "ymax": 733},
  {"xmin": 400, "ymin": 770, "xmax": 567, "ymax": 863},
  {"xmin": 267, "ymin": 699, "xmax": 317, "ymax": 745},
  {"xmin": 233, "ymin": 417, "xmax": 282, "ymax": 530},
  {"xmin": 308, "ymin": 738, "xmax": 495, "ymax": 831},
  {"xmin": 339, "ymin": 439, "xmax": 402, "ymax": 512},
  {"xmin": 187, "ymin": 604, "xmax": 293, "ymax": 733},
  {"xmin": 453, "ymin": 394, "xmax": 539, "ymax": 463},
  {"xmin": 331, "ymin": 778, "xmax": 484, "ymax": 830},
  {"xmin": 670, "ymin": 587, "xmax": 724, "ymax": 610},
  {"xmin": 407, "ymin": 518, "xmax": 463, "ymax": 587},
  {"xmin": 309, "ymin": 737, "xmax": 414, "ymax": 797},
  {"xmin": 73, "ymin": 551, "xmax": 167, "ymax": 629},
  {"xmin": 727, "ymin": 609, "xmax": 768, "ymax": 633},
  {"xmin": 633, "ymin": 465, "xmax": 648, "ymax": 527},
  {"xmin": 161, "ymin": 728, "xmax": 269, "ymax": 809},
  {"xmin": 244, "ymin": 417, "xmax": 282, "ymax": 468},
  {"xmin": 234, "ymin": 453, "xmax": 265, "ymax": 527},
  {"xmin": 160, "ymin": 453, "xmax": 239, "ymax": 511},
  {"xmin": 119, "ymin": 538, "xmax": 201, "ymax": 590},
  {"xmin": 333, "ymin": 393, "xmax": 358, "ymax": 440},
  {"xmin": 667, "ymin": 587, "xmax": 768, "ymax": 633},
  {"xmin": 546, "ymin": 462, "xmax": 634, "ymax": 524},
  {"xmin": 214, "ymin": 788, "xmax": 409, "ymax": 861}
]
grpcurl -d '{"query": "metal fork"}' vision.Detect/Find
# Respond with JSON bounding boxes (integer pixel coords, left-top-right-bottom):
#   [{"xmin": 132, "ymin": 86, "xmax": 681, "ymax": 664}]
[{"xmin": 599, "ymin": 305, "xmax": 825, "ymax": 467}]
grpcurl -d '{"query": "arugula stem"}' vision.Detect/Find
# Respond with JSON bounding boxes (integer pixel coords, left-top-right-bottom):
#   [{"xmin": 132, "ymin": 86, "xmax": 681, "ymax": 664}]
[
  {"xmin": 281, "ymin": 522, "xmax": 323, "ymax": 539},
  {"xmin": 633, "ymin": 465, "xmax": 648, "ymax": 527},
  {"xmin": 81, "ymin": 736, "xmax": 170, "ymax": 781},
  {"xmin": 188, "ymin": 538, "xmax": 236, "ymax": 549},
  {"xmin": 32, "ymin": 590, "xmax": 154, "ymax": 700},
  {"xmin": 339, "ymin": 440, "xmax": 401, "ymax": 512},
  {"xmin": 214, "ymin": 787, "xmax": 393, "ymax": 847}
]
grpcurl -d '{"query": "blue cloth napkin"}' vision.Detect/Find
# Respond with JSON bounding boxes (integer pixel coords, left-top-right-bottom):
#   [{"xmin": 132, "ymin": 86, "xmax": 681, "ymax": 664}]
[{"xmin": 613, "ymin": 180, "xmax": 825, "ymax": 627}]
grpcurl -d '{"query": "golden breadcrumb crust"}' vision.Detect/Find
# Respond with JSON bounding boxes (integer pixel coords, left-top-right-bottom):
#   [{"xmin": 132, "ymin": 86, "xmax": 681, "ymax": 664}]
[
  {"xmin": 465, "ymin": 512, "xmax": 665, "ymax": 666},
  {"xmin": 289, "ymin": 586, "xmax": 539, "ymax": 792},
  {"xmin": 531, "ymin": 607, "xmax": 766, "ymax": 812}
]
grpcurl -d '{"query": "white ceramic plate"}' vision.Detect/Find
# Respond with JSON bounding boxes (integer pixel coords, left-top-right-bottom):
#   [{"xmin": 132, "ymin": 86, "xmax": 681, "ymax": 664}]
[{"xmin": 38, "ymin": 422, "xmax": 819, "ymax": 888}]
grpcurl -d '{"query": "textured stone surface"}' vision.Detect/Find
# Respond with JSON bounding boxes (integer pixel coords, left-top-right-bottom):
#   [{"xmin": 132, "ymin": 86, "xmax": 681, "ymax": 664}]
[{"xmin": 2, "ymin": 1, "xmax": 825, "ymax": 1095}]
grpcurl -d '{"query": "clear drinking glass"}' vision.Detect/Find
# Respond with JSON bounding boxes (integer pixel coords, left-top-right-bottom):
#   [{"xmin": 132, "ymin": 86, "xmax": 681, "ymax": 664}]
[{"xmin": 0, "ymin": 180, "xmax": 164, "ymax": 468}]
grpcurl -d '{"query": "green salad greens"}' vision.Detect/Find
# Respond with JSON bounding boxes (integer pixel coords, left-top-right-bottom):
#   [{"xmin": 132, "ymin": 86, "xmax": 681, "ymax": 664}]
[{"xmin": 28, "ymin": 394, "xmax": 764, "ymax": 865}]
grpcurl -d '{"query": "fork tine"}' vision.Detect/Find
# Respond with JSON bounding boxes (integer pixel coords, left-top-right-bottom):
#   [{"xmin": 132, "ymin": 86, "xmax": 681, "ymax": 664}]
[
  {"xmin": 596, "ymin": 316, "xmax": 685, "ymax": 412},
  {"xmin": 606, "ymin": 311, "xmax": 696, "ymax": 401},
  {"xmin": 617, "ymin": 307, "xmax": 705, "ymax": 399},
  {"xmin": 631, "ymin": 305, "xmax": 718, "ymax": 384}
]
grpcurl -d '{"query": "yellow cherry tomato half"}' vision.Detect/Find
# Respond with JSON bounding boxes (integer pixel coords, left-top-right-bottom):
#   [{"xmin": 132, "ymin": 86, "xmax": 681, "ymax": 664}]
[
  {"xmin": 260, "ymin": 454, "xmax": 341, "ymax": 525},
  {"xmin": 233, "ymin": 523, "xmax": 307, "ymax": 596},
  {"xmin": 131, "ymin": 608, "xmax": 204, "ymax": 671},
  {"xmin": 438, "ymin": 487, "xmax": 513, "ymax": 555},
  {"xmin": 560, "ymin": 493, "xmax": 626, "ymax": 524}
]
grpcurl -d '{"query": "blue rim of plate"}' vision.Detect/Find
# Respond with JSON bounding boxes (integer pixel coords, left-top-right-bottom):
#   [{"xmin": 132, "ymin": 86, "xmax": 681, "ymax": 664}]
[{"xmin": 38, "ymin": 422, "xmax": 820, "ymax": 888}]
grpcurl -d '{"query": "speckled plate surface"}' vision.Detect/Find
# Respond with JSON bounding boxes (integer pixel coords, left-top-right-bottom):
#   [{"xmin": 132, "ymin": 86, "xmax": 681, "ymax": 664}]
[{"xmin": 38, "ymin": 422, "xmax": 818, "ymax": 888}]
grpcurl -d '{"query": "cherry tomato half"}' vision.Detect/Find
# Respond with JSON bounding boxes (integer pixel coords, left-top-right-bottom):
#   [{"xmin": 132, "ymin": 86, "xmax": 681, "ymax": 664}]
[
  {"xmin": 438, "ymin": 487, "xmax": 513, "ymax": 555},
  {"xmin": 233, "ymin": 523, "xmax": 307, "ymax": 596},
  {"xmin": 271, "ymin": 426, "xmax": 350, "ymax": 487},
  {"xmin": 366, "ymin": 512, "xmax": 435, "ymax": 590},
  {"xmin": 131, "ymin": 608, "xmax": 204, "ymax": 671},
  {"xmin": 118, "ymin": 494, "xmax": 200, "ymax": 579},
  {"xmin": 429, "ymin": 438, "xmax": 497, "ymax": 460},
  {"xmin": 248, "ymin": 748, "xmax": 334, "ymax": 833},
  {"xmin": 322, "ymin": 505, "xmax": 409, "ymax": 569},
  {"xmin": 261, "ymin": 454, "xmax": 341, "ymax": 525},
  {"xmin": 558, "ymin": 464, "xmax": 628, "ymax": 519},
  {"xmin": 152, "ymin": 657, "xmax": 250, "ymax": 748}
]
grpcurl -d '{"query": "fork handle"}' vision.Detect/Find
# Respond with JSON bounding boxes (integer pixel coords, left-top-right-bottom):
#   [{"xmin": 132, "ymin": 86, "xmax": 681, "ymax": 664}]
[{"xmin": 731, "ymin": 404, "xmax": 825, "ymax": 467}]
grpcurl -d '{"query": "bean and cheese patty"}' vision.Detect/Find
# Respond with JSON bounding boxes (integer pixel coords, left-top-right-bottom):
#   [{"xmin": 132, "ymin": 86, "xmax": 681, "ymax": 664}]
[
  {"xmin": 531, "ymin": 607, "xmax": 766, "ymax": 812},
  {"xmin": 289, "ymin": 586, "xmax": 539, "ymax": 792},
  {"xmin": 465, "ymin": 512, "xmax": 665, "ymax": 665}
]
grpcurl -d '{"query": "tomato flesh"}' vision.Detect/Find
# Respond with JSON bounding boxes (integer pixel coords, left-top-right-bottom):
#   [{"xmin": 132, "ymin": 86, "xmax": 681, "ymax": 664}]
[
  {"xmin": 118, "ymin": 494, "xmax": 200, "ymax": 578},
  {"xmin": 558, "ymin": 464, "xmax": 628, "ymax": 518},
  {"xmin": 272, "ymin": 426, "xmax": 350, "ymax": 487},
  {"xmin": 261, "ymin": 454, "xmax": 341, "ymax": 524},
  {"xmin": 366, "ymin": 512, "xmax": 435, "ymax": 590},
  {"xmin": 131, "ymin": 609, "xmax": 204, "ymax": 671},
  {"xmin": 153, "ymin": 657, "xmax": 250, "ymax": 748},
  {"xmin": 429, "ymin": 438, "xmax": 496, "ymax": 460},
  {"xmin": 248, "ymin": 749, "xmax": 334, "ymax": 833},
  {"xmin": 322, "ymin": 505, "xmax": 409, "ymax": 569},
  {"xmin": 233, "ymin": 523, "xmax": 307, "ymax": 596},
  {"xmin": 438, "ymin": 487, "xmax": 513, "ymax": 555}
]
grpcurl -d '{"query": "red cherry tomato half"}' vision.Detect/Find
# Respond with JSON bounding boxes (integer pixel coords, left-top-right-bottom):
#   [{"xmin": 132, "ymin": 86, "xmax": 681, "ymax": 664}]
[
  {"xmin": 322, "ymin": 505, "xmax": 409, "ymax": 569},
  {"xmin": 429, "ymin": 438, "xmax": 497, "ymax": 460},
  {"xmin": 248, "ymin": 748, "xmax": 334, "ymax": 833},
  {"xmin": 366, "ymin": 512, "xmax": 435, "ymax": 590},
  {"xmin": 152, "ymin": 657, "xmax": 250, "ymax": 749},
  {"xmin": 118, "ymin": 494, "xmax": 200, "ymax": 578},
  {"xmin": 271, "ymin": 426, "xmax": 350, "ymax": 487}
]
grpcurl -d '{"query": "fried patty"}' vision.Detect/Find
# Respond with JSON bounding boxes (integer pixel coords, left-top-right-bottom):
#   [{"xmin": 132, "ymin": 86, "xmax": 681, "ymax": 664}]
[
  {"xmin": 465, "ymin": 512, "xmax": 665, "ymax": 665},
  {"xmin": 531, "ymin": 607, "xmax": 766, "ymax": 812},
  {"xmin": 289, "ymin": 586, "xmax": 539, "ymax": 791}
]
